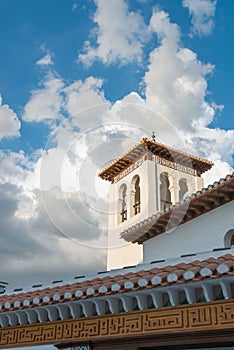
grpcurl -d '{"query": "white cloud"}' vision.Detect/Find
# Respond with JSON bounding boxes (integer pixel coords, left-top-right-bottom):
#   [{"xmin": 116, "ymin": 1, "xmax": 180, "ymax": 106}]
[
  {"xmin": 144, "ymin": 10, "xmax": 216, "ymax": 132},
  {"xmin": 150, "ymin": 10, "xmax": 181, "ymax": 47},
  {"xmin": 23, "ymin": 73, "xmax": 64, "ymax": 123},
  {"xmin": 78, "ymin": 0, "xmax": 147, "ymax": 66},
  {"xmin": 0, "ymin": 95, "xmax": 21, "ymax": 139},
  {"xmin": 143, "ymin": 9, "xmax": 233, "ymax": 179},
  {"xmin": 203, "ymin": 159, "xmax": 233, "ymax": 186},
  {"xmin": 184, "ymin": 127, "xmax": 234, "ymax": 165},
  {"xmin": 182, "ymin": 0, "xmax": 217, "ymax": 37},
  {"xmin": 64, "ymin": 76, "xmax": 110, "ymax": 130},
  {"xmin": 36, "ymin": 53, "xmax": 53, "ymax": 66},
  {"xmin": 0, "ymin": 172, "xmax": 106, "ymax": 290},
  {"xmin": 0, "ymin": 150, "xmax": 32, "ymax": 185}
]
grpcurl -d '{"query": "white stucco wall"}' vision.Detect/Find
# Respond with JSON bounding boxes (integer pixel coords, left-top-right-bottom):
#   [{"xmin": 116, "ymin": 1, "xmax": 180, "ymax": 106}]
[
  {"xmin": 143, "ymin": 200, "xmax": 234, "ymax": 262},
  {"xmin": 107, "ymin": 156, "xmax": 206, "ymax": 270},
  {"xmin": 107, "ymin": 159, "xmax": 155, "ymax": 269}
]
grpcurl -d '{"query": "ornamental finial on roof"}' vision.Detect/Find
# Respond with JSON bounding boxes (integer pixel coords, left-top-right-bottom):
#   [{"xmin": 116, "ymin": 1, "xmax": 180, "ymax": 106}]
[{"xmin": 152, "ymin": 131, "xmax": 156, "ymax": 141}]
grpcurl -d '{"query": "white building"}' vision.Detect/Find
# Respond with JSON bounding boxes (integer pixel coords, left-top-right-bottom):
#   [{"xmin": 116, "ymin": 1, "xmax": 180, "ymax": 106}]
[{"xmin": 98, "ymin": 136, "xmax": 234, "ymax": 269}]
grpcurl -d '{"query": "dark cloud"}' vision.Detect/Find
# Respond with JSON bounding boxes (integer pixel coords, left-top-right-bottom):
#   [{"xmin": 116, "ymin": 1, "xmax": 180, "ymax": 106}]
[{"xmin": 0, "ymin": 183, "xmax": 106, "ymax": 290}]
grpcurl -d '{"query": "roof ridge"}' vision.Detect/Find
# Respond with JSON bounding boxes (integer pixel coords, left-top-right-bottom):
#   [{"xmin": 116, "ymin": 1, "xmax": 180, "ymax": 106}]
[
  {"xmin": 3, "ymin": 246, "xmax": 234, "ymax": 297},
  {"xmin": 141, "ymin": 137, "xmax": 213, "ymax": 165},
  {"xmin": 98, "ymin": 139, "xmax": 143, "ymax": 176},
  {"xmin": 1, "ymin": 249, "xmax": 234, "ymax": 314},
  {"xmin": 98, "ymin": 137, "xmax": 213, "ymax": 181}
]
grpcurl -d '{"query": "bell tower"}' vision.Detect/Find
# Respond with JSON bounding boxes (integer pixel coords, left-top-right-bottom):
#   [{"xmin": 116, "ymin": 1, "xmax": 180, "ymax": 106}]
[{"xmin": 98, "ymin": 135, "xmax": 213, "ymax": 270}]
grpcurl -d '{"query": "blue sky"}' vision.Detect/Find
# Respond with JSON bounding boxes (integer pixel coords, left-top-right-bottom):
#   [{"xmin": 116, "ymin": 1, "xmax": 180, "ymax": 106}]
[
  {"xmin": 0, "ymin": 1, "xmax": 233, "ymax": 349},
  {"xmin": 0, "ymin": 0, "xmax": 233, "ymax": 152}
]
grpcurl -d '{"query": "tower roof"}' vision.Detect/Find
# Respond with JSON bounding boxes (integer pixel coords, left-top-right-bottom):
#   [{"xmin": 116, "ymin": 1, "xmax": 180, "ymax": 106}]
[{"xmin": 98, "ymin": 137, "xmax": 213, "ymax": 182}]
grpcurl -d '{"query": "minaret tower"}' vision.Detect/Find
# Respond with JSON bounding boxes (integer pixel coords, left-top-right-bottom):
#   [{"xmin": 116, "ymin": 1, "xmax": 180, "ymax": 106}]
[{"xmin": 98, "ymin": 135, "xmax": 213, "ymax": 270}]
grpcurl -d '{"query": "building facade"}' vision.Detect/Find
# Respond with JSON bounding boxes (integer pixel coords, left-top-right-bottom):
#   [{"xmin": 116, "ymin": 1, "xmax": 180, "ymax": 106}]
[{"xmin": 98, "ymin": 137, "xmax": 212, "ymax": 269}]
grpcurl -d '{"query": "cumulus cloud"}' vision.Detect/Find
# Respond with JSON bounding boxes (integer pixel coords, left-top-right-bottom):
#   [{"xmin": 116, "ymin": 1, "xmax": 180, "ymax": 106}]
[
  {"xmin": 23, "ymin": 73, "xmax": 64, "ymax": 123},
  {"xmin": 36, "ymin": 53, "xmax": 53, "ymax": 66},
  {"xmin": 150, "ymin": 10, "xmax": 181, "ymax": 46},
  {"xmin": 0, "ymin": 150, "xmax": 33, "ymax": 189},
  {"xmin": 0, "ymin": 181, "xmax": 106, "ymax": 290},
  {"xmin": 144, "ymin": 10, "xmax": 215, "ymax": 131},
  {"xmin": 64, "ymin": 76, "xmax": 110, "ymax": 130},
  {"xmin": 0, "ymin": 99, "xmax": 111, "ymax": 289},
  {"xmin": 182, "ymin": 0, "xmax": 217, "ymax": 37},
  {"xmin": 78, "ymin": 0, "xmax": 147, "ymax": 66},
  {"xmin": 0, "ymin": 95, "xmax": 21, "ymax": 139},
  {"xmin": 140, "ymin": 9, "xmax": 233, "ymax": 177}
]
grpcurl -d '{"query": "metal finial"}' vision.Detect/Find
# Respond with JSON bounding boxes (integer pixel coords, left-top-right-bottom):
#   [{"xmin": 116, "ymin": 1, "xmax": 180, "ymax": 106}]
[{"xmin": 152, "ymin": 131, "xmax": 156, "ymax": 141}]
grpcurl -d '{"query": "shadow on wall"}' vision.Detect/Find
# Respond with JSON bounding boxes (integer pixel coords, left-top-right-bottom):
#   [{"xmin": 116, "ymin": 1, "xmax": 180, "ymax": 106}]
[{"xmin": 224, "ymin": 229, "xmax": 234, "ymax": 248}]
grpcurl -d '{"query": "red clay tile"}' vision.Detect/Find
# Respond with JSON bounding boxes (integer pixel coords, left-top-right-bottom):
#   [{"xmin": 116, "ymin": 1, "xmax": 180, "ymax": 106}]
[{"xmin": 1, "ymin": 253, "xmax": 234, "ymax": 313}]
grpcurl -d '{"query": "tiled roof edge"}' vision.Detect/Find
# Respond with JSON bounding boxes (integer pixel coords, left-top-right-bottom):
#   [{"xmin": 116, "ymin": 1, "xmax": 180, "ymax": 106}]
[
  {"xmin": 2, "ymin": 246, "xmax": 234, "ymax": 298},
  {"xmin": 98, "ymin": 137, "xmax": 213, "ymax": 180},
  {"xmin": 1, "ymin": 250, "xmax": 234, "ymax": 314}
]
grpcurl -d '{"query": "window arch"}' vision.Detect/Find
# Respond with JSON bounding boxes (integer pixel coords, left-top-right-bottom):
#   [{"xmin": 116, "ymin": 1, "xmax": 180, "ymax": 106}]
[
  {"xmin": 224, "ymin": 229, "xmax": 234, "ymax": 248},
  {"xmin": 179, "ymin": 178, "xmax": 188, "ymax": 201},
  {"xmin": 160, "ymin": 172, "xmax": 172, "ymax": 211},
  {"xmin": 131, "ymin": 175, "xmax": 141, "ymax": 215},
  {"xmin": 118, "ymin": 184, "xmax": 127, "ymax": 223}
]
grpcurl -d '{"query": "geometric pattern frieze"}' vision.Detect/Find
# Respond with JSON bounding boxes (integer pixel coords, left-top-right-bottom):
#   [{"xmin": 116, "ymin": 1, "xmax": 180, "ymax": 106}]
[{"xmin": 1, "ymin": 299, "xmax": 234, "ymax": 349}]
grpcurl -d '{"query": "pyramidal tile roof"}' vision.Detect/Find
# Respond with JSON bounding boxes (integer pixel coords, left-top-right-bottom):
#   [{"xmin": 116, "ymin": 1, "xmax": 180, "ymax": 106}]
[{"xmin": 98, "ymin": 137, "xmax": 213, "ymax": 182}]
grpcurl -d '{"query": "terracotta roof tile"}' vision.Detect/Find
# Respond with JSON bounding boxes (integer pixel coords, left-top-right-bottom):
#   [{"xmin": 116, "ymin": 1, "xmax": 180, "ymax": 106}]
[
  {"xmin": 1, "ymin": 251, "xmax": 234, "ymax": 313},
  {"xmin": 98, "ymin": 138, "xmax": 213, "ymax": 182}
]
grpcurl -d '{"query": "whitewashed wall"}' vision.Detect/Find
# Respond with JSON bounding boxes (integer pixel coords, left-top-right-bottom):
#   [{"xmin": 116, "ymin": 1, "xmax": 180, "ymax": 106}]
[
  {"xmin": 107, "ymin": 156, "xmax": 206, "ymax": 270},
  {"xmin": 107, "ymin": 159, "xmax": 156, "ymax": 269},
  {"xmin": 143, "ymin": 201, "xmax": 234, "ymax": 262}
]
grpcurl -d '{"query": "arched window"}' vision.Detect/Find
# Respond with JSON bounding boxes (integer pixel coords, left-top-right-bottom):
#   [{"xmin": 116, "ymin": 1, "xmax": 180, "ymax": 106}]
[
  {"xmin": 160, "ymin": 172, "xmax": 172, "ymax": 211},
  {"xmin": 179, "ymin": 178, "xmax": 188, "ymax": 201},
  {"xmin": 119, "ymin": 184, "xmax": 127, "ymax": 223},
  {"xmin": 224, "ymin": 229, "xmax": 234, "ymax": 247},
  {"xmin": 131, "ymin": 175, "xmax": 141, "ymax": 215}
]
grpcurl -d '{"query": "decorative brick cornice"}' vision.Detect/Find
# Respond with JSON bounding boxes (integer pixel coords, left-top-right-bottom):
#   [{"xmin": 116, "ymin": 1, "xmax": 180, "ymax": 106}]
[
  {"xmin": 98, "ymin": 137, "xmax": 213, "ymax": 182},
  {"xmin": 0, "ymin": 299, "xmax": 234, "ymax": 349}
]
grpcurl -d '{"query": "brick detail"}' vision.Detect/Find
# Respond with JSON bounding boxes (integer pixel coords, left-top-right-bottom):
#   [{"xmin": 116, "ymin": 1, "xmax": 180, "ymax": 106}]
[{"xmin": 1, "ymin": 299, "xmax": 234, "ymax": 348}]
